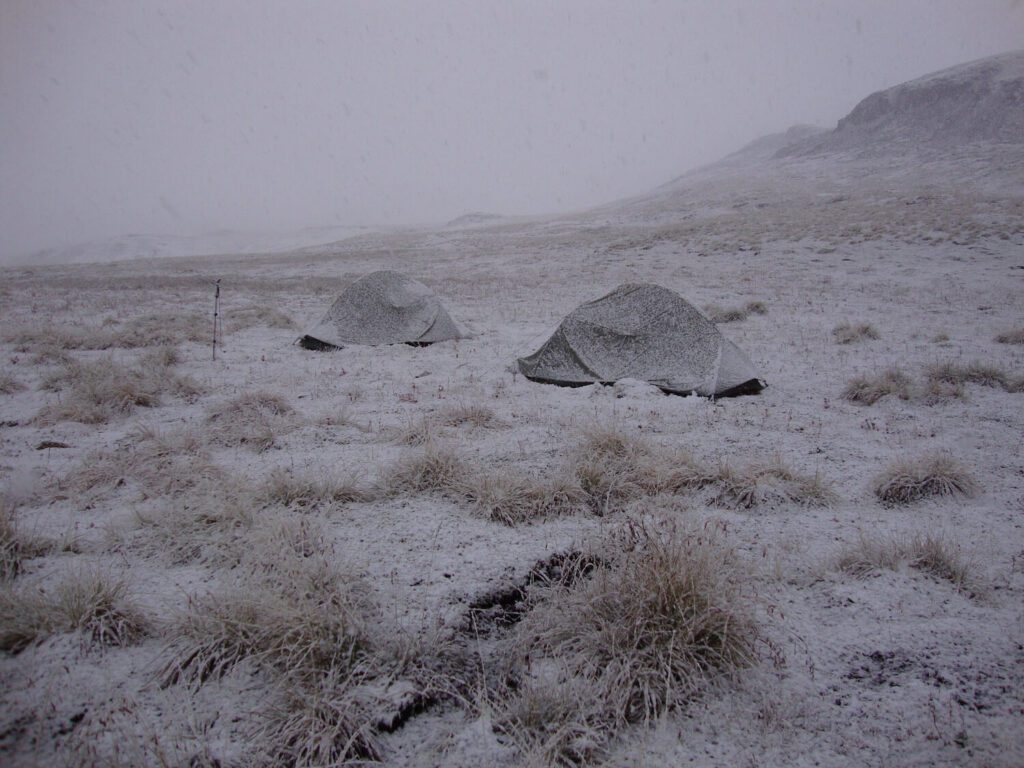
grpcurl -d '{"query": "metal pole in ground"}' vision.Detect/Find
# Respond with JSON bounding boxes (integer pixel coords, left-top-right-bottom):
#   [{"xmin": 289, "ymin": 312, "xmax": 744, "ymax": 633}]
[{"xmin": 212, "ymin": 279, "xmax": 221, "ymax": 361}]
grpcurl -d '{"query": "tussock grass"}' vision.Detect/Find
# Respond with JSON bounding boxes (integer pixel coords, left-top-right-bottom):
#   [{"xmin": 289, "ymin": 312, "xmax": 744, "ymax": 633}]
[
  {"xmin": 6, "ymin": 314, "xmax": 208, "ymax": 351},
  {"xmin": 6, "ymin": 324, "xmax": 116, "ymax": 352},
  {"xmin": 704, "ymin": 304, "xmax": 747, "ymax": 323},
  {"xmin": 873, "ymin": 454, "xmax": 977, "ymax": 505},
  {"xmin": 117, "ymin": 313, "xmax": 209, "ymax": 346},
  {"xmin": 1, "ymin": 497, "xmax": 51, "ymax": 580},
  {"xmin": 0, "ymin": 373, "xmax": 25, "ymax": 395},
  {"xmin": 832, "ymin": 322, "xmax": 880, "ymax": 344},
  {"xmin": 65, "ymin": 694, "xmax": 223, "ymax": 768},
  {"xmin": 499, "ymin": 523, "xmax": 758, "ymax": 762},
  {"xmin": 462, "ymin": 472, "xmax": 587, "ymax": 526},
  {"xmin": 494, "ymin": 677, "xmax": 613, "ymax": 767},
  {"xmin": 0, "ymin": 570, "xmax": 148, "ymax": 652},
  {"xmin": 387, "ymin": 404, "xmax": 507, "ymax": 445},
  {"xmin": 835, "ymin": 533, "xmax": 902, "ymax": 578},
  {"xmin": 842, "ymin": 368, "xmax": 912, "ymax": 405},
  {"xmin": 31, "ymin": 345, "xmax": 74, "ymax": 365},
  {"xmin": 205, "ymin": 391, "xmax": 295, "ymax": 452},
  {"xmin": 162, "ymin": 514, "xmax": 425, "ymax": 764},
  {"xmin": 128, "ymin": 487, "xmax": 253, "ymax": 565},
  {"xmin": 994, "ymin": 328, "xmax": 1024, "ymax": 344},
  {"xmin": 36, "ymin": 356, "xmax": 201, "ymax": 424},
  {"xmin": 162, "ymin": 528, "xmax": 371, "ymax": 686},
  {"xmin": 703, "ymin": 300, "xmax": 767, "ymax": 324},
  {"xmin": 709, "ymin": 458, "xmax": 836, "ymax": 510},
  {"xmin": 256, "ymin": 467, "xmax": 374, "ymax": 509},
  {"xmin": 908, "ymin": 534, "xmax": 977, "ymax": 592},
  {"xmin": 655, "ymin": 460, "xmax": 722, "ymax": 495},
  {"xmin": 926, "ymin": 361, "xmax": 1010, "ymax": 390},
  {"xmin": 569, "ymin": 428, "xmax": 834, "ymax": 514},
  {"xmin": 254, "ymin": 665, "xmax": 383, "ymax": 766},
  {"xmin": 138, "ymin": 344, "xmax": 180, "ymax": 368},
  {"xmin": 378, "ymin": 444, "xmax": 472, "ymax": 497},
  {"xmin": 840, "ymin": 363, "xmax": 1018, "ymax": 406},
  {"xmin": 837, "ymin": 532, "xmax": 978, "ymax": 595},
  {"xmin": 63, "ymin": 426, "xmax": 221, "ymax": 500},
  {"xmin": 224, "ymin": 304, "xmax": 297, "ymax": 333},
  {"xmin": 437, "ymin": 403, "xmax": 508, "ymax": 429},
  {"xmin": 162, "ymin": 574, "xmax": 363, "ymax": 687},
  {"xmin": 386, "ymin": 416, "xmax": 436, "ymax": 447},
  {"xmin": 571, "ymin": 429, "xmax": 662, "ymax": 514},
  {"xmin": 917, "ymin": 376, "xmax": 965, "ymax": 405}
]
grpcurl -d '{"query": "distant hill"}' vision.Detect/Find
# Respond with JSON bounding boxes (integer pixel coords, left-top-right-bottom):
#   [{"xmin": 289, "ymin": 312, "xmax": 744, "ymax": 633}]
[
  {"xmin": 19, "ymin": 225, "xmax": 376, "ymax": 267},
  {"xmin": 779, "ymin": 50, "xmax": 1024, "ymax": 157},
  {"xmin": 723, "ymin": 124, "xmax": 827, "ymax": 163},
  {"xmin": 445, "ymin": 212, "xmax": 506, "ymax": 228}
]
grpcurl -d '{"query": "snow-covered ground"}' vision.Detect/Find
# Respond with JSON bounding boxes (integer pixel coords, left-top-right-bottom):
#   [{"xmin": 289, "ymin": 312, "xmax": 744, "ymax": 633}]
[{"xmin": 1, "ymin": 54, "xmax": 1023, "ymax": 768}]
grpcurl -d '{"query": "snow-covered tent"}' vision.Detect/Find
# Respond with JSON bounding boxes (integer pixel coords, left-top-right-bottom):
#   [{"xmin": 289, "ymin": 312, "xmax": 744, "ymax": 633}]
[
  {"xmin": 299, "ymin": 270, "xmax": 469, "ymax": 350},
  {"xmin": 517, "ymin": 283, "xmax": 765, "ymax": 397}
]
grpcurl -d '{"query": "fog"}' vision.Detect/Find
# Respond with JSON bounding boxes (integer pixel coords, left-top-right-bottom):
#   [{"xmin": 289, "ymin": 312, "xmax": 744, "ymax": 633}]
[{"xmin": 2, "ymin": 0, "xmax": 1022, "ymax": 261}]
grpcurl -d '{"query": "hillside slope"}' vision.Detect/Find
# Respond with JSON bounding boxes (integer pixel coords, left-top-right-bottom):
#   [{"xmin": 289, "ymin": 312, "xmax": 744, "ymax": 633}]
[{"xmin": 780, "ymin": 50, "xmax": 1024, "ymax": 157}]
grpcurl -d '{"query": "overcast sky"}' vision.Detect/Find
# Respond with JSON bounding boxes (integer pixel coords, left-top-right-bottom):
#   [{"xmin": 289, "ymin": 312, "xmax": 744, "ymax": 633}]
[{"xmin": 2, "ymin": 0, "xmax": 1022, "ymax": 259}]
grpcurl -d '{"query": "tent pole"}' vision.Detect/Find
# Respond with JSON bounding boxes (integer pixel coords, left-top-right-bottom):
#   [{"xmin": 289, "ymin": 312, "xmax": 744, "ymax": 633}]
[{"xmin": 212, "ymin": 279, "xmax": 221, "ymax": 361}]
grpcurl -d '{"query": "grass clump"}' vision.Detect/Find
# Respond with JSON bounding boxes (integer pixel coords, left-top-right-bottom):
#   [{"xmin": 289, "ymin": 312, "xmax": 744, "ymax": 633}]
[
  {"xmin": 253, "ymin": 664, "xmax": 383, "ymax": 766},
  {"xmin": 569, "ymin": 429, "xmax": 833, "ymax": 514},
  {"xmin": 842, "ymin": 368, "xmax": 912, "ymax": 405},
  {"xmin": 387, "ymin": 404, "xmax": 507, "ymax": 446},
  {"xmin": 63, "ymin": 426, "xmax": 221, "ymax": 501},
  {"xmin": 64, "ymin": 694, "xmax": 224, "ymax": 768},
  {"xmin": 163, "ymin": 515, "xmax": 425, "ymax": 765},
  {"xmin": 926, "ymin": 361, "xmax": 1015, "ymax": 392},
  {"xmin": 6, "ymin": 314, "xmax": 207, "ymax": 351},
  {"xmin": 127, "ymin": 487, "xmax": 253, "ymax": 566},
  {"xmin": 499, "ymin": 522, "xmax": 758, "ymax": 762},
  {"xmin": 832, "ymin": 322, "xmax": 880, "ymax": 344},
  {"xmin": 5, "ymin": 324, "xmax": 116, "ymax": 352},
  {"xmin": 224, "ymin": 304, "xmax": 297, "ymax": 333},
  {"xmin": 873, "ymin": 454, "xmax": 977, "ymax": 505},
  {"xmin": 462, "ymin": 472, "xmax": 587, "ymax": 526},
  {"xmin": 709, "ymin": 458, "xmax": 836, "ymax": 510},
  {"xmin": 115, "ymin": 313, "xmax": 209, "ymax": 346},
  {"xmin": 36, "ymin": 356, "xmax": 201, "ymax": 424},
  {"xmin": 256, "ymin": 467, "xmax": 374, "ymax": 509},
  {"xmin": 570, "ymin": 428, "xmax": 662, "ymax": 514},
  {"xmin": 994, "ymin": 328, "xmax": 1024, "ymax": 345},
  {"xmin": 205, "ymin": 391, "xmax": 295, "ymax": 452},
  {"xmin": 494, "ymin": 677, "xmax": 613, "ymax": 767},
  {"xmin": 138, "ymin": 344, "xmax": 181, "ymax": 368},
  {"xmin": 837, "ymin": 532, "xmax": 978, "ymax": 595},
  {"xmin": 162, "ymin": 531, "xmax": 371, "ymax": 686},
  {"xmin": 0, "ymin": 374, "xmax": 25, "ymax": 395},
  {"xmin": 437, "ymin": 403, "xmax": 508, "ymax": 429},
  {"xmin": 703, "ymin": 300, "xmax": 766, "ymax": 324},
  {"xmin": 386, "ymin": 416, "xmax": 435, "ymax": 447},
  {"xmin": 0, "ymin": 570, "xmax": 148, "ymax": 653},
  {"xmin": 908, "ymin": 533, "xmax": 976, "ymax": 593},
  {"xmin": 378, "ymin": 444, "xmax": 472, "ymax": 497},
  {"xmin": 0, "ymin": 498, "xmax": 51, "ymax": 580}
]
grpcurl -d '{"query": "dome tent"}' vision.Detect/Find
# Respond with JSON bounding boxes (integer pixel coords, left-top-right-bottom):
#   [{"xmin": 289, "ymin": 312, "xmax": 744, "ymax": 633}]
[
  {"xmin": 299, "ymin": 270, "xmax": 469, "ymax": 350},
  {"xmin": 517, "ymin": 283, "xmax": 765, "ymax": 397}
]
